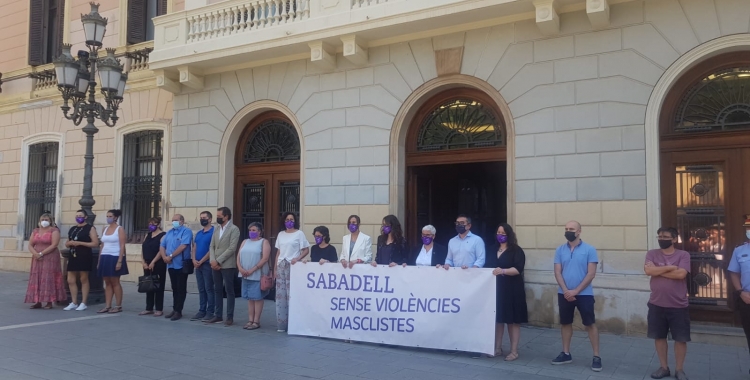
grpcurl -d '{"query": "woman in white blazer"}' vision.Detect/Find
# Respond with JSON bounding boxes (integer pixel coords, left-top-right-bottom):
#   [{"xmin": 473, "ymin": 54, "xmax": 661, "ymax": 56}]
[{"xmin": 340, "ymin": 215, "xmax": 372, "ymax": 268}]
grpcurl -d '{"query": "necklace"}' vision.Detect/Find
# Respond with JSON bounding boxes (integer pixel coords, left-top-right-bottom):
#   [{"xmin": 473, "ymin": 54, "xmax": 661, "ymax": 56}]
[{"xmin": 69, "ymin": 225, "xmax": 84, "ymax": 258}]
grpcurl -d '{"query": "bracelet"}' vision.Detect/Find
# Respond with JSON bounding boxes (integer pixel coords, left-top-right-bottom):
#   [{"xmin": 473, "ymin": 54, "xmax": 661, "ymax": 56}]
[{"xmin": 501, "ymin": 268, "xmax": 505, "ymax": 276}]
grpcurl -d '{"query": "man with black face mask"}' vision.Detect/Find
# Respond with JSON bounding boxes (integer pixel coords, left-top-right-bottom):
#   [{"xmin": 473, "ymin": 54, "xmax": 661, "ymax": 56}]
[
  {"xmin": 552, "ymin": 221, "xmax": 601, "ymax": 372},
  {"xmin": 644, "ymin": 227, "xmax": 690, "ymax": 380},
  {"xmin": 191, "ymin": 211, "xmax": 215, "ymax": 321}
]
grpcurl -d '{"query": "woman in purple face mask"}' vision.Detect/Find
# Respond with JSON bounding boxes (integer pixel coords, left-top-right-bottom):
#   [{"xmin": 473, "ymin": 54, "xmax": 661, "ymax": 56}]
[
  {"xmin": 373, "ymin": 215, "xmax": 408, "ymax": 267},
  {"xmin": 310, "ymin": 226, "xmax": 337, "ymax": 264},
  {"xmin": 485, "ymin": 223, "xmax": 527, "ymax": 361},
  {"xmin": 409, "ymin": 225, "xmax": 448, "ymax": 267},
  {"xmin": 340, "ymin": 215, "xmax": 372, "ymax": 269},
  {"xmin": 274, "ymin": 212, "xmax": 309, "ymax": 332},
  {"xmin": 62, "ymin": 210, "xmax": 99, "ymax": 311},
  {"xmin": 139, "ymin": 217, "xmax": 166, "ymax": 316},
  {"xmin": 237, "ymin": 222, "xmax": 271, "ymax": 330}
]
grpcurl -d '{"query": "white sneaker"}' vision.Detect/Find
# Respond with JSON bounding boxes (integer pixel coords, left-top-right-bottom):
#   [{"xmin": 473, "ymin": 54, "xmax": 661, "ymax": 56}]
[
  {"xmin": 63, "ymin": 303, "xmax": 78, "ymax": 311},
  {"xmin": 75, "ymin": 303, "xmax": 87, "ymax": 311}
]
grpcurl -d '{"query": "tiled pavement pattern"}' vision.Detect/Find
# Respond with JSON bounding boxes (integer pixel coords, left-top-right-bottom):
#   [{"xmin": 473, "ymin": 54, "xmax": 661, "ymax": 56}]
[{"xmin": 0, "ymin": 270, "xmax": 747, "ymax": 380}]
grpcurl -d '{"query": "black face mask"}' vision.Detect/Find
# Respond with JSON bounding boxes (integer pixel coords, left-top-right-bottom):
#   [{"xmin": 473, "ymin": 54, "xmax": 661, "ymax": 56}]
[
  {"xmin": 200, "ymin": 219, "xmax": 209, "ymax": 227},
  {"xmin": 216, "ymin": 217, "xmax": 224, "ymax": 225},
  {"xmin": 455, "ymin": 224, "xmax": 466, "ymax": 235},
  {"xmin": 564, "ymin": 231, "xmax": 577, "ymax": 242},
  {"xmin": 658, "ymin": 239, "xmax": 673, "ymax": 249}
]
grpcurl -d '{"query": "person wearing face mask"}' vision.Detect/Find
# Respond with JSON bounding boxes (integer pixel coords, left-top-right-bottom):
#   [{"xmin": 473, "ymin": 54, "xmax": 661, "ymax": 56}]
[
  {"xmin": 190, "ymin": 211, "xmax": 215, "ymax": 322},
  {"xmin": 159, "ymin": 214, "xmax": 193, "ymax": 321},
  {"xmin": 340, "ymin": 215, "xmax": 373, "ymax": 268},
  {"xmin": 552, "ymin": 221, "xmax": 601, "ymax": 372},
  {"xmin": 409, "ymin": 225, "xmax": 447, "ymax": 267},
  {"xmin": 207, "ymin": 207, "xmax": 241, "ymax": 326},
  {"xmin": 441, "ymin": 214, "xmax": 485, "ymax": 270},
  {"xmin": 274, "ymin": 212, "xmax": 310, "ymax": 332},
  {"xmin": 644, "ymin": 227, "xmax": 691, "ymax": 380},
  {"xmin": 139, "ymin": 217, "xmax": 166, "ymax": 316},
  {"xmin": 729, "ymin": 216, "xmax": 750, "ymax": 376},
  {"xmin": 310, "ymin": 226, "xmax": 338, "ymax": 264},
  {"xmin": 63, "ymin": 210, "xmax": 99, "ymax": 311},
  {"xmin": 25, "ymin": 213, "xmax": 66, "ymax": 309},
  {"xmin": 97, "ymin": 209, "xmax": 128, "ymax": 313},
  {"xmin": 237, "ymin": 222, "xmax": 271, "ymax": 330},
  {"xmin": 484, "ymin": 223, "xmax": 527, "ymax": 361},
  {"xmin": 373, "ymin": 215, "xmax": 408, "ymax": 267}
]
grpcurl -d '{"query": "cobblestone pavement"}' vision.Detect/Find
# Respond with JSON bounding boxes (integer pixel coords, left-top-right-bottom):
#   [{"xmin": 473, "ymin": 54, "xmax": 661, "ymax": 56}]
[{"xmin": 0, "ymin": 270, "xmax": 747, "ymax": 380}]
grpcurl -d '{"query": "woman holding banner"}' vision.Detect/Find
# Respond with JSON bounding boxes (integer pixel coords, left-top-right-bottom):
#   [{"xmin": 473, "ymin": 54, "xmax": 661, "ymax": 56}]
[
  {"xmin": 486, "ymin": 223, "xmax": 527, "ymax": 361},
  {"xmin": 373, "ymin": 215, "xmax": 408, "ymax": 267},
  {"xmin": 274, "ymin": 212, "xmax": 310, "ymax": 332},
  {"xmin": 409, "ymin": 225, "xmax": 448, "ymax": 267},
  {"xmin": 340, "ymin": 215, "xmax": 372, "ymax": 268}
]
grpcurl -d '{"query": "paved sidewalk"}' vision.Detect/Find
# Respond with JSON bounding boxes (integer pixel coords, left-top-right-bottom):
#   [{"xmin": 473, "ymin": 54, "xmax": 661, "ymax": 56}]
[{"xmin": 0, "ymin": 270, "xmax": 747, "ymax": 380}]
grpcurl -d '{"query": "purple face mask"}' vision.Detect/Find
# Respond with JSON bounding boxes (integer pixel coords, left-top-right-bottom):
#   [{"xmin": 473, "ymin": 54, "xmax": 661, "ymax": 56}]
[
  {"xmin": 382, "ymin": 226, "xmax": 391, "ymax": 235},
  {"xmin": 314, "ymin": 236, "xmax": 324, "ymax": 245},
  {"xmin": 148, "ymin": 224, "xmax": 157, "ymax": 232},
  {"xmin": 348, "ymin": 224, "xmax": 358, "ymax": 233},
  {"xmin": 75, "ymin": 217, "xmax": 86, "ymax": 224},
  {"xmin": 285, "ymin": 220, "xmax": 295, "ymax": 229},
  {"xmin": 497, "ymin": 234, "xmax": 508, "ymax": 244},
  {"xmin": 421, "ymin": 236, "xmax": 433, "ymax": 246},
  {"xmin": 249, "ymin": 231, "xmax": 259, "ymax": 239}
]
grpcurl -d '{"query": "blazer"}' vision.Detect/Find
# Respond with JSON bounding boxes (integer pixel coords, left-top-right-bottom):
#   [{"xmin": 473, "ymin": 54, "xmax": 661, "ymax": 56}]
[
  {"xmin": 340, "ymin": 232, "xmax": 373, "ymax": 263},
  {"xmin": 409, "ymin": 243, "xmax": 448, "ymax": 266},
  {"xmin": 209, "ymin": 221, "xmax": 241, "ymax": 268}
]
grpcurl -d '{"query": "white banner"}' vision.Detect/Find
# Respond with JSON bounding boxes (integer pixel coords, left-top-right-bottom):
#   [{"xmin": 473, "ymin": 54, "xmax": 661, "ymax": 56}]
[{"xmin": 288, "ymin": 263, "xmax": 496, "ymax": 354}]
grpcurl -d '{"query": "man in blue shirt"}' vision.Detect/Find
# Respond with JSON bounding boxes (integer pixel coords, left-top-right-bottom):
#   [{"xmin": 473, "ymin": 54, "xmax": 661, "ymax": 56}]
[
  {"xmin": 729, "ymin": 215, "xmax": 750, "ymax": 372},
  {"xmin": 552, "ymin": 221, "xmax": 601, "ymax": 372},
  {"xmin": 442, "ymin": 214, "xmax": 485, "ymax": 269},
  {"xmin": 191, "ymin": 211, "xmax": 215, "ymax": 322},
  {"xmin": 160, "ymin": 214, "xmax": 193, "ymax": 321}
]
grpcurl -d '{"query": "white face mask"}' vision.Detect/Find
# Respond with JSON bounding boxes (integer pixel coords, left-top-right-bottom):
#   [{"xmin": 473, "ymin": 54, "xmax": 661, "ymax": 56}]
[{"xmin": 40, "ymin": 221, "xmax": 50, "ymax": 228}]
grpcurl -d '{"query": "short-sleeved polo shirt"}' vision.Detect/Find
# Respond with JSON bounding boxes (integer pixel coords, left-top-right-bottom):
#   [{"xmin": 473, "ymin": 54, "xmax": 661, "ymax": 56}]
[
  {"xmin": 554, "ymin": 240, "xmax": 599, "ymax": 296},
  {"xmin": 194, "ymin": 226, "xmax": 214, "ymax": 261},
  {"xmin": 161, "ymin": 225, "xmax": 193, "ymax": 270},
  {"xmin": 728, "ymin": 243, "xmax": 750, "ymax": 292}
]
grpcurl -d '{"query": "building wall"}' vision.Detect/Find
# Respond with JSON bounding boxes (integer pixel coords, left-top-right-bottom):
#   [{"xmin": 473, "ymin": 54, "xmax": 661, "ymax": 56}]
[{"xmin": 168, "ymin": 0, "xmax": 750, "ymax": 334}]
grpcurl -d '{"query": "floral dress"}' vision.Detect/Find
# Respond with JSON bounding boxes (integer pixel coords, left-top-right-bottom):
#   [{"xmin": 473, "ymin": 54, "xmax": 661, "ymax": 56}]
[{"xmin": 25, "ymin": 228, "xmax": 67, "ymax": 303}]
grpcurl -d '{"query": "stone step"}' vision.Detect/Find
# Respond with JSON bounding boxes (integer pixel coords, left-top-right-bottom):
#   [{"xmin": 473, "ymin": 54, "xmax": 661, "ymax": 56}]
[{"xmin": 690, "ymin": 324, "xmax": 747, "ymax": 347}]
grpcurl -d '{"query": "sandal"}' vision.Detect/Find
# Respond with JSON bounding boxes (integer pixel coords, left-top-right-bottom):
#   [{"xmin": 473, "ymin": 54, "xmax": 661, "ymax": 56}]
[
  {"xmin": 139, "ymin": 310, "xmax": 154, "ymax": 316},
  {"xmin": 42, "ymin": 304, "xmax": 53, "ymax": 309},
  {"xmin": 243, "ymin": 322, "xmax": 253, "ymax": 330},
  {"xmin": 154, "ymin": 311, "xmax": 163, "ymax": 317},
  {"xmin": 247, "ymin": 322, "xmax": 260, "ymax": 330},
  {"xmin": 505, "ymin": 352, "xmax": 519, "ymax": 362},
  {"xmin": 486, "ymin": 348, "xmax": 503, "ymax": 358},
  {"xmin": 108, "ymin": 306, "xmax": 122, "ymax": 313},
  {"xmin": 97, "ymin": 307, "xmax": 111, "ymax": 314},
  {"xmin": 29, "ymin": 303, "xmax": 42, "ymax": 309}
]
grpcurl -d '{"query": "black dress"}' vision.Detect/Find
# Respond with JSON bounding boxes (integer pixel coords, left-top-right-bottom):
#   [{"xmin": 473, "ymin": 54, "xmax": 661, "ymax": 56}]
[
  {"xmin": 485, "ymin": 244, "xmax": 528, "ymax": 324},
  {"xmin": 67, "ymin": 224, "xmax": 93, "ymax": 272},
  {"xmin": 311, "ymin": 245, "xmax": 338, "ymax": 262},
  {"xmin": 141, "ymin": 231, "xmax": 167, "ymax": 307},
  {"xmin": 376, "ymin": 237, "xmax": 408, "ymax": 265}
]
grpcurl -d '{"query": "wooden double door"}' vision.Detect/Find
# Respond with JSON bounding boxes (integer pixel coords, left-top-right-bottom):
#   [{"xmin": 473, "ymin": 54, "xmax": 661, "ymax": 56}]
[
  {"xmin": 234, "ymin": 171, "xmax": 300, "ymax": 255},
  {"xmin": 660, "ymin": 143, "xmax": 750, "ymax": 325}
]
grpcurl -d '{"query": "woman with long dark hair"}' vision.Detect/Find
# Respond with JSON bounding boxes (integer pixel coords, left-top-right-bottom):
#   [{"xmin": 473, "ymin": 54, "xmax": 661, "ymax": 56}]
[
  {"xmin": 485, "ymin": 223, "xmax": 527, "ymax": 361},
  {"xmin": 372, "ymin": 215, "xmax": 408, "ymax": 267}
]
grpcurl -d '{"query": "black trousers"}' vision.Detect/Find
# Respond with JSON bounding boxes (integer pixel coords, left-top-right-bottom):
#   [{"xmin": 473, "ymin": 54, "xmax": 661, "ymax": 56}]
[
  {"xmin": 740, "ymin": 299, "xmax": 750, "ymax": 355},
  {"xmin": 168, "ymin": 268, "xmax": 189, "ymax": 313},
  {"xmin": 213, "ymin": 268, "xmax": 237, "ymax": 319},
  {"xmin": 145, "ymin": 261, "xmax": 167, "ymax": 312}
]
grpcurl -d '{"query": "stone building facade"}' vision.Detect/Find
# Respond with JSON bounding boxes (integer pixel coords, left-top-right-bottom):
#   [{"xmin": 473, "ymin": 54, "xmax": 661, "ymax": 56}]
[{"xmin": 2, "ymin": 0, "xmax": 750, "ymax": 341}]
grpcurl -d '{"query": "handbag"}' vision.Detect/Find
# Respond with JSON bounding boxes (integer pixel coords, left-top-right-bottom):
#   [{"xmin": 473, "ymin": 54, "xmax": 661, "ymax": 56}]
[
  {"xmin": 181, "ymin": 249, "xmax": 194, "ymax": 275},
  {"xmin": 260, "ymin": 262, "xmax": 274, "ymax": 291},
  {"xmin": 138, "ymin": 271, "xmax": 159, "ymax": 293}
]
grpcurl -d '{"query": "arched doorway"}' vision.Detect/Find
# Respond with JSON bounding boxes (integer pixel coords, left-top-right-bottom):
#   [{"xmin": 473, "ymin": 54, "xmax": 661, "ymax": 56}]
[
  {"xmin": 659, "ymin": 51, "xmax": 750, "ymax": 325},
  {"xmin": 234, "ymin": 111, "xmax": 301, "ymax": 250},
  {"xmin": 406, "ymin": 88, "xmax": 507, "ymax": 247}
]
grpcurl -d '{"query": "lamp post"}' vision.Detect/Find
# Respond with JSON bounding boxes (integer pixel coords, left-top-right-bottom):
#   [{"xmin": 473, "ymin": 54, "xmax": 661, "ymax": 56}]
[{"xmin": 53, "ymin": 2, "xmax": 127, "ymax": 304}]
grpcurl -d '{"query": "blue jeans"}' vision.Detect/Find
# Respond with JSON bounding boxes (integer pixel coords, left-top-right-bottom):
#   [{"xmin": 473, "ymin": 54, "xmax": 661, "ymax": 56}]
[{"xmin": 195, "ymin": 262, "xmax": 214, "ymax": 317}]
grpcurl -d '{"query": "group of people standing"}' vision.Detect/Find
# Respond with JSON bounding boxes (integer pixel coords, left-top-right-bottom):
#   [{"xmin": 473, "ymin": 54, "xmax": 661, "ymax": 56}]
[{"xmin": 22, "ymin": 208, "xmax": 750, "ymax": 379}]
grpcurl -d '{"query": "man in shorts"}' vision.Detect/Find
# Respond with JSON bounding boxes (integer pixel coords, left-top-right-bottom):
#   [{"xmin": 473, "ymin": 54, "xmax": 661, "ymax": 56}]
[
  {"xmin": 552, "ymin": 221, "xmax": 601, "ymax": 372},
  {"xmin": 644, "ymin": 227, "xmax": 690, "ymax": 380}
]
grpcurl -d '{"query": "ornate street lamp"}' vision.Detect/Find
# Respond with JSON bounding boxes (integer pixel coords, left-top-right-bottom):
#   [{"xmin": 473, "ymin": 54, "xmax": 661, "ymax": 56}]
[
  {"xmin": 53, "ymin": 2, "xmax": 127, "ymax": 304},
  {"xmin": 54, "ymin": 2, "xmax": 126, "ymax": 224}
]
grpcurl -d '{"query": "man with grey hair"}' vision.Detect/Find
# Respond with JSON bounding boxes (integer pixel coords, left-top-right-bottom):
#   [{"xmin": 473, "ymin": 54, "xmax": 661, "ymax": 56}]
[
  {"xmin": 160, "ymin": 213, "xmax": 193, "ymax": 321},
  {"xmin": 411, "ymin": 225, "xmax": 447, "ymax": 266}
]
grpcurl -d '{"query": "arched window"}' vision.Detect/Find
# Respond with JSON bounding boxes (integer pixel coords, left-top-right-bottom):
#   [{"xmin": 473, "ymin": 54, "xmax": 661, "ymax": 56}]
[
  {"xmin": 674, "ymin": 67, "xmax": 750, "ymax": 133},
  {"xmin": 242, "ymin": 118, "xmax": 300, "ymax": 163},
  {"xmin": 416, "ymin": 98, "xmax": 505, "ymax": 151}
]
